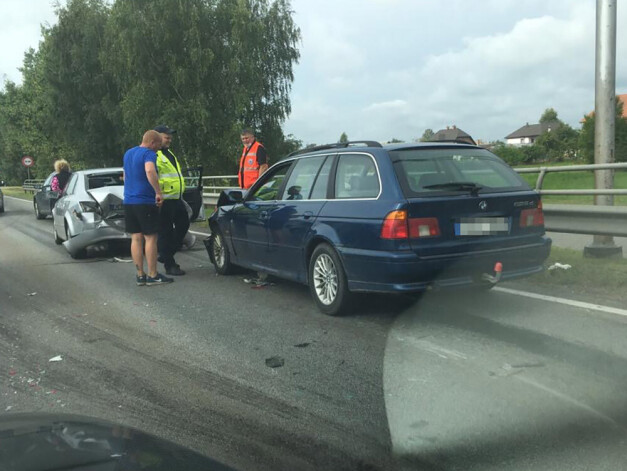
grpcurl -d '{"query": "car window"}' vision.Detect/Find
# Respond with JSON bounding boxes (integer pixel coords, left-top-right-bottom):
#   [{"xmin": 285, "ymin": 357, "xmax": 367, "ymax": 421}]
[
  {"xmin": 88, "ymin": 172, "xmax": 124, "ymax": 189},
  {"xmin": 309, "ymin": 156, "xmax": 334, "ymax": 200},
  {"xmin": 247, "ymin": 163, "xmax": 291, "ymax": 201},
  {"xmin": 390, "ymin": 147, "xmax": 529, "ymax": 196},
  {"xmin": 280, "ymin": 156, "xmax": 326, "ymax": 201},
  {"xmin": 64, "ymin": 174, "xmax": 79, "ymax": 195},
  {"xmin": 334, "ymin": 154, "xmax": 380, "ymax": 199}
]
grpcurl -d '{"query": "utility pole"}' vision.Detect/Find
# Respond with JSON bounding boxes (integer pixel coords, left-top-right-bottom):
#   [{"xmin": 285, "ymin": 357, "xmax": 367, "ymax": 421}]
[{"xmin": 584, "ymin": 0, "xmax": 622, "ymax": 258}]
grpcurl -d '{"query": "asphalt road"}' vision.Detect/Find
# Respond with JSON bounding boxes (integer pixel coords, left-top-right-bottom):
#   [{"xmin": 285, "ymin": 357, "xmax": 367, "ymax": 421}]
[{"xmin": 1, "ymin": 196, "xmax": 627, "ymax": 470}]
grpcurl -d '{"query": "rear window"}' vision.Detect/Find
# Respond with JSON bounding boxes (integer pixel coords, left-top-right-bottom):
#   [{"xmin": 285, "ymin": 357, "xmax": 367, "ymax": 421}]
[
  {"xmin": 88, "ymin": 172, "xmax": 124, "ymax": 189},
  {"xmin": 390, "ymin": 147, "xmax": 530, "ymax": 197}
]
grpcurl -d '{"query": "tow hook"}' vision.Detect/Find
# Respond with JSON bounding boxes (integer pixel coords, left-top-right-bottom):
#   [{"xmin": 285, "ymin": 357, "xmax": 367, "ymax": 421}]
[{"xmin": 481, "ymin": 262, "xmax": 503, "ymax": 285}]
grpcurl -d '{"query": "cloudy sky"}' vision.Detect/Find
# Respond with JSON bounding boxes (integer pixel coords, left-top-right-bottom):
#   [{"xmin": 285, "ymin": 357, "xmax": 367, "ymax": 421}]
[{"xmin": 2, "ymin": 0, "xmax": 626, "ymax": 145}]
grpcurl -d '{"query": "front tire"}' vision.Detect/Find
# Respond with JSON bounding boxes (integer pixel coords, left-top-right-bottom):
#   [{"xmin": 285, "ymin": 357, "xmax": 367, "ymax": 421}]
[
  {"xmin": 53, "ymin": 224, "xmax": 63, "ymax": 245},
  {"xmin": 308, "ymin": 243, "xmax": 352, "ymax": 316},
  {"xmin": 211, "ymin": 230, "xmax": 234, "ymax": 275}
]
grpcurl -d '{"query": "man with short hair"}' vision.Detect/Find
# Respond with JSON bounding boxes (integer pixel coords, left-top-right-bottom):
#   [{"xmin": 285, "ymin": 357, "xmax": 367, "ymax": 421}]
[
  {"xmin": 123, "ymin": 130, "xmax": 173, "ymax": 286},
  {"xmin": 154, "ymin": 124, "xmax": 189, "ymax": 276},
  {"xmin": 238, "ymin": 128, "xmax": 268, "ymax": 189}
]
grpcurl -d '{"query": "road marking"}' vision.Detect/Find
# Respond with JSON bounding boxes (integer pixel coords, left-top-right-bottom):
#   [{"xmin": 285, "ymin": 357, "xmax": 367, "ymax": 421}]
[
  {"xmin": 495, "ymin": 286, "xmax": 627, "ymax": 318},
  {"xmin": 5, "ymin": 196, "xmax": 31, "ymax": 203},
  {"xmin": 513, "ymin": 374, "xmax": 625, "ymax": 430},
  {"xmin": 189, "ymin": 229, "xmax": 209, "ymax": 237}
]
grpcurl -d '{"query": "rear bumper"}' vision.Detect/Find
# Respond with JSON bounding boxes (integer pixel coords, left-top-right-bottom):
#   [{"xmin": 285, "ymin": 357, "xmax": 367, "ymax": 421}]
[
  {"xmin": 339, "ymin": 236, "xmax": 552, "ymax": 293},
  {"xmin": 63, "ymin": 226, "xmax": 130, "ymax": 257}
]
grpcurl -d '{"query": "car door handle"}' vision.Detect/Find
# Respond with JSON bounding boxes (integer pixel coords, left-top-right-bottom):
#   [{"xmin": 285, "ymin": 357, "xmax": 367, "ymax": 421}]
[
  {"xmin": 259, "ymin": 211, "xmax": 268, "ymax": 220},
  {"xmin": 303, "ymin": 211, "xmax": 314, "ymax": 220}
]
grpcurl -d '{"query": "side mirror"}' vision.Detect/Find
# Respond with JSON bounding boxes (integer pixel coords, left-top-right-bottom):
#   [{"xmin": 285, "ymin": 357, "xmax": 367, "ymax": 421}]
[{"xmin": 217, "ymin": 189, "xmax": 245, "ymax": 207}]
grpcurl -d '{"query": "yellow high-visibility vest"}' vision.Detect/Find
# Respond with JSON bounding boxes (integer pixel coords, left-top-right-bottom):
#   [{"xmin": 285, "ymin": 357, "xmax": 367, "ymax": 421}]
[{"xmin": 157, "ymin": 149, "xmax": 185, "ymax": 199}]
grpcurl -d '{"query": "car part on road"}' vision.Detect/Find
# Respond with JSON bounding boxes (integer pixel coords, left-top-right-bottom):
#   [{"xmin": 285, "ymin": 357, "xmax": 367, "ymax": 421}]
[{"xmin": 309, "ymin": 243, "xmax": 352, "ymax": 316}]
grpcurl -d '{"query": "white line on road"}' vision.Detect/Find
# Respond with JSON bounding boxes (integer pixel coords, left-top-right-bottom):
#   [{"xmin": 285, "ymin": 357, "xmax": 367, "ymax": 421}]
[
  {"xmin": 189, "ymin": 229, "xmax": 209, "ymax": 237},
  {"xmin": 495, "ymin": 286, "xmax": 627, "ymax": 318}
]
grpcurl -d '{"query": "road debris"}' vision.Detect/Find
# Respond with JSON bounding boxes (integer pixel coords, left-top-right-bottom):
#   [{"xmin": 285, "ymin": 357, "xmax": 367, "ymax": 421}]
[
  {"xmin": 294, "ymin": 342, "xmax": 311, "ymax": 348},
  {"xmin": 5, "ymin": 406, "xmax": 12, "ymax": 412},
  {"xmin": 48, "ymin": 355, "xmax": 63, "ymax": 362},
  {"xmin": 265, "ymin": 356, "xmax": 285, "ymax": 368},
  {"xmin": 109, "ymin": 257, "xmax": 133, "ymax": 263},
  {"xmin": 548, "ymin": 262, "xmax": 572, "ymax": 271},
  {"xmin": 26, "ymin": 292, "xmax": 37, "ymax": 296},
  {"xmin": 9, "ymin": 368, "xmax": 17, "ymax": 376}
]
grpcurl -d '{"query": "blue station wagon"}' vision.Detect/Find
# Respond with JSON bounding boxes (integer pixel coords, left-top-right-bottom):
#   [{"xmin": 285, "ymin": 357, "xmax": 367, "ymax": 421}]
[{"xmin": 208, "ymin": 141, "xmax": 551, "ymax": 315}]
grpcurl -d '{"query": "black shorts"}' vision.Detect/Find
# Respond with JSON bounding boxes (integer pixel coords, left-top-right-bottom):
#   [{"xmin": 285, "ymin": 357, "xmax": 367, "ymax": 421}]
[{"xmin": 124, "ymin": 204, "xmax": 160, "ymax": 235}]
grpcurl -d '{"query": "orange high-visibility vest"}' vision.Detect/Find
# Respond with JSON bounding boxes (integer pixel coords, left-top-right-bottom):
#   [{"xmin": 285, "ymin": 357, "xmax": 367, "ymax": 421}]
[{"xmin": 239, "ymin": 141, "xmax": 263, "ymax": 189}]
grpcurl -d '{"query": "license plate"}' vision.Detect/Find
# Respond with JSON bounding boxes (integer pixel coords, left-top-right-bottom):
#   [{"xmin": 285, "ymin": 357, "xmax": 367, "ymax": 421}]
[{"xmin": 455, "ymin": 217, "xmax": 510, "ymax": 236}]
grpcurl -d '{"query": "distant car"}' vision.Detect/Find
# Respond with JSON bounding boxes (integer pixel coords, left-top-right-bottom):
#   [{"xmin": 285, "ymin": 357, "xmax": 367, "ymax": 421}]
[
  {"xmin": 208, "ymin": 141, "xmax": 551, "ymax": 315},
  {"xmin": 33, "ymin": 172, "xmax": 59, "ymax": 219},
  {"xmin": 52, "ymin": 168, "xmax": 129, "ymax": 258},
  {"xmin": 0, "ymin": 186, "xmax": 4, "ymax": 213}
]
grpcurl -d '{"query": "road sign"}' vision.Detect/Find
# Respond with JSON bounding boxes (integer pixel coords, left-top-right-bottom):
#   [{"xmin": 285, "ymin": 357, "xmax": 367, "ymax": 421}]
[{"xmin": 22, "ymin": 156, "xmax": 34, "ymax": 167}]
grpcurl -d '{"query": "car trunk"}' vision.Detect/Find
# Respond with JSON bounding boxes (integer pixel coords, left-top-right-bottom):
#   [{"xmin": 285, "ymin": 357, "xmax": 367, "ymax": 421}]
[
  {"xmin": 87, "ymin": 186, "xmax": 125, "ymax": 230},
  {"xmin": 405, "ymin": 191, "xmax": 545, "ymax": 259}
]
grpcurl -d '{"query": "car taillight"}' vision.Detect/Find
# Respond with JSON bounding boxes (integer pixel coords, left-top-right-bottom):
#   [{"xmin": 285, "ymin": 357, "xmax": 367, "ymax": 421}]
[
  {"xmin": 79, "ymin": 201, "xmax": 101, "ymax": 214},
  {"xmin": 409, "ymin": 218, "xmax": 441, "ymax": 238},
  {"xmin": 520, "ymin": 201, "xmax": 544, "ymax": 227},
  {"xmin": 381, "ymin": 212, "xmax": 441, "ymax": 239},
  {"xmin": 381, "ymin": 210, "xmax": 408, "ymax": 239}
]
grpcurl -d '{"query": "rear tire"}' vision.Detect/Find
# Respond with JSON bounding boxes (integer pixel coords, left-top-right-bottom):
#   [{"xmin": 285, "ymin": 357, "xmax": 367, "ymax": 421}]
[
  {"xmin": 34, "ymin": 200, "xmax": 45, "ymax": 219},
  {"xmin": 308, "ymin": 243, "xmax": 352, "ymax": 316},
  {"xmin": 211, "ymin": 230, "xmax": 234, "ymax": 275}
]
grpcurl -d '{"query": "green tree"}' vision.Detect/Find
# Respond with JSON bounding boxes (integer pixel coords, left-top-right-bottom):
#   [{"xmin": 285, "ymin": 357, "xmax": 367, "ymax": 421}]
[
  {"xmin": 535, "ymin": 123, "xmax": 579, "ymax": 161},
  {"xmin": 579, "ymin": 98, "xmax": 627, "ymax": 163},
  {"xmin": 388, "ymin": 138, "xmax": 404, "ymax": 143},
  {"xmin": 103, "ymin": 0, "xmax": 300, "ymax": 174},
  {"xmin": 419, "ymin": 128, "xmax": 434, "ymax": 141},
  {"xmin": 339, "ymin": 132, "xmax": 348, "ymax": 143},
  {"xmin": 540, "ymin": 108, "xmax": 559, "ymax": 123}
]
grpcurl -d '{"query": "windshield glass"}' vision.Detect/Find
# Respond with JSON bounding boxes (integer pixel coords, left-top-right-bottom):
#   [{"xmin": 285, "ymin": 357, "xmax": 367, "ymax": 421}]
[{"xmin": 391, "ymin": 147, "xmax": 530, "ymax": 197}]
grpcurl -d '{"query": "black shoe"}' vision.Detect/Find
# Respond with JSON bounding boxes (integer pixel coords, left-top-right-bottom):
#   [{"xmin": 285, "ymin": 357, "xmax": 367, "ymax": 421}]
[
  {"xmin": 165, "ymin": 265, "xmax": 186, "ymax": 276},
  {"xmin": 136, "ymin": 274, "xmax": 147, "ymax": 286},
  {"xmin": 146, "ymin": 273, "xmax": 174, "ymax": 285}
]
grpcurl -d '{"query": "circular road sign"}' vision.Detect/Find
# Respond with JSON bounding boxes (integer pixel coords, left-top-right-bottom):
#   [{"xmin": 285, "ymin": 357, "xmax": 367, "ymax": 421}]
[{"xmin": 22, "ymin": 156, "xmax": 34, "ymax": 167}]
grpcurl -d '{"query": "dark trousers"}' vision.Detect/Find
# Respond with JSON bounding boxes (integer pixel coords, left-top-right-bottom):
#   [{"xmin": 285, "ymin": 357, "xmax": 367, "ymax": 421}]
[{"xmin": 158, "ymin": 199, "xmax": 190, "ymax": 268}]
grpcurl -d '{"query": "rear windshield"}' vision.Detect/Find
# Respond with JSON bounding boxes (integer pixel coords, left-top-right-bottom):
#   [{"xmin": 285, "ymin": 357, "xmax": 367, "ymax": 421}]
[
  {"xmin": 88, "ymin": 172, "xmax": 124, "ymax": 189},
  {"xmin": 390, "ymin": 147, "xmax": 530, "ymax": 197}
]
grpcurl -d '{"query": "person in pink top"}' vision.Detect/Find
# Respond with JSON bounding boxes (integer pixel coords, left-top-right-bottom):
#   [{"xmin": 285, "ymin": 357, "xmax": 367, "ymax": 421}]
[{"xmin": 51, "ymin": 159, "xmax": 72, "ymax": 193}]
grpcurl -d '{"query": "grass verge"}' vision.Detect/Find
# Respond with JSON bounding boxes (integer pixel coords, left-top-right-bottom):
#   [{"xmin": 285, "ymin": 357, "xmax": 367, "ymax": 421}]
[
  {"xmin": 2, "ymin": 187, "xmax": 33, "ymax": 201},
  {"xmin": 504, "ymin": 246, "xmax": 627, "ymax": 309}
]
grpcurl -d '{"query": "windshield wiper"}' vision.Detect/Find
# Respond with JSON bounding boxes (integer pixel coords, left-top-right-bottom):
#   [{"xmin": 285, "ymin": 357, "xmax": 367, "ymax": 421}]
[{"xmin": 422, "ymin": 182, "xmax": 484, "ymax": 196}]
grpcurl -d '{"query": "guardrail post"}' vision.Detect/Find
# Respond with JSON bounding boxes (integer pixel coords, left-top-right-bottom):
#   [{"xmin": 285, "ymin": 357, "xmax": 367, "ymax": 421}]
[{"xmin": 585, "ymin": 0, "xmax": 622, "ymax": 258}]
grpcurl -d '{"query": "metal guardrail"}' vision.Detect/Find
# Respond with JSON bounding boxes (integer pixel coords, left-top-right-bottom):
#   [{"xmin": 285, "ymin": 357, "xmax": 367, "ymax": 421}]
[
  {"xmin": 22, "ymin": 179, "xmax": 44, "ymax": 192},
  {"xmin": 516, "ymin": 162, "xmax": 627, "ymax": 195},
  {"xmin": 202, "ymin": 175, "xmax": 238, "ymax": 205}
]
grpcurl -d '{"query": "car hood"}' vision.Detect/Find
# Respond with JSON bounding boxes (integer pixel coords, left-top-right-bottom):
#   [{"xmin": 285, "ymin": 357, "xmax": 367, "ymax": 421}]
[
  {"xmin": 0, "ymin": 413, "xmax": 236, "ymax": 471},
  {"xmin": 88, "ymin": 186, "xmax": 124, "ymax": 219}
]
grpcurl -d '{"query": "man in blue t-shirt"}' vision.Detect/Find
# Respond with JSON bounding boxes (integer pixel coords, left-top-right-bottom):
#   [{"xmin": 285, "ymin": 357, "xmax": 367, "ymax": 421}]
[{"xmin": 123, "ymin": 130, "xmax": 173, "ymax": 286}]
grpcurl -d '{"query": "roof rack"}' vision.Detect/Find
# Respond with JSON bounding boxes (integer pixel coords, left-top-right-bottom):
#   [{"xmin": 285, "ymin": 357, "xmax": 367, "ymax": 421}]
[{"xmin": 288, "ymin": 140, "xmax": 383, "ymax": 157}]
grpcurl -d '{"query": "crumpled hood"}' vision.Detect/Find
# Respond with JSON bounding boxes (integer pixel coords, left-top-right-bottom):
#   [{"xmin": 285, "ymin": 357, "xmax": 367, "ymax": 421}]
[{"xmin": 87, "ymin": 185, "xmax": 124, "ymax": 219}]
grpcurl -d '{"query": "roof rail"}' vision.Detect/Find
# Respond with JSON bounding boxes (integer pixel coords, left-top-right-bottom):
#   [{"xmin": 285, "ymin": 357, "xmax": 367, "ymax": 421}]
[{"xmin": 288, "ymin": 140, "xmax": 383, "ymax": 157}]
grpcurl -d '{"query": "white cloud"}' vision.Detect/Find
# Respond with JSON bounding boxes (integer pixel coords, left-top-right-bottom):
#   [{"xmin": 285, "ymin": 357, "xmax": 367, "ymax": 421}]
[{"xmin": 0, "ymin": 0, "xmax": 60, "ymax": 85}]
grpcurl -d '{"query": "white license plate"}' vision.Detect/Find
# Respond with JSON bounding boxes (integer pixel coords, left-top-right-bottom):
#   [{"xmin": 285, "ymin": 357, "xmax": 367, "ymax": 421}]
[{"xmin": 455, "ymin": 217, "xmax": 509, "ymax": 236}]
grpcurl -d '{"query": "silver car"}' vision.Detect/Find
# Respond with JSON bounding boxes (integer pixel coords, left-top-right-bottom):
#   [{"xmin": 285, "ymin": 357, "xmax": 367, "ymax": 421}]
[{"xmin": 52, "ymin": 168, "xmax": 128, "ymax": 258}]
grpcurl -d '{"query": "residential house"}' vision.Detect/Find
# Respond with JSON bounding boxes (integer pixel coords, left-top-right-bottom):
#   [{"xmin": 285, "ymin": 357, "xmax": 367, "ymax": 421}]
[
  {"xmin": 504, "ymin": 121, "xmax": 561, "ymax": 146},
  {"xmin": 581, "ymin": 93, "xmax": 627, "ymax": 122},
  {"xmin": 431, "ymin": 125, "xmax": 476, "ymax": 145}
]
